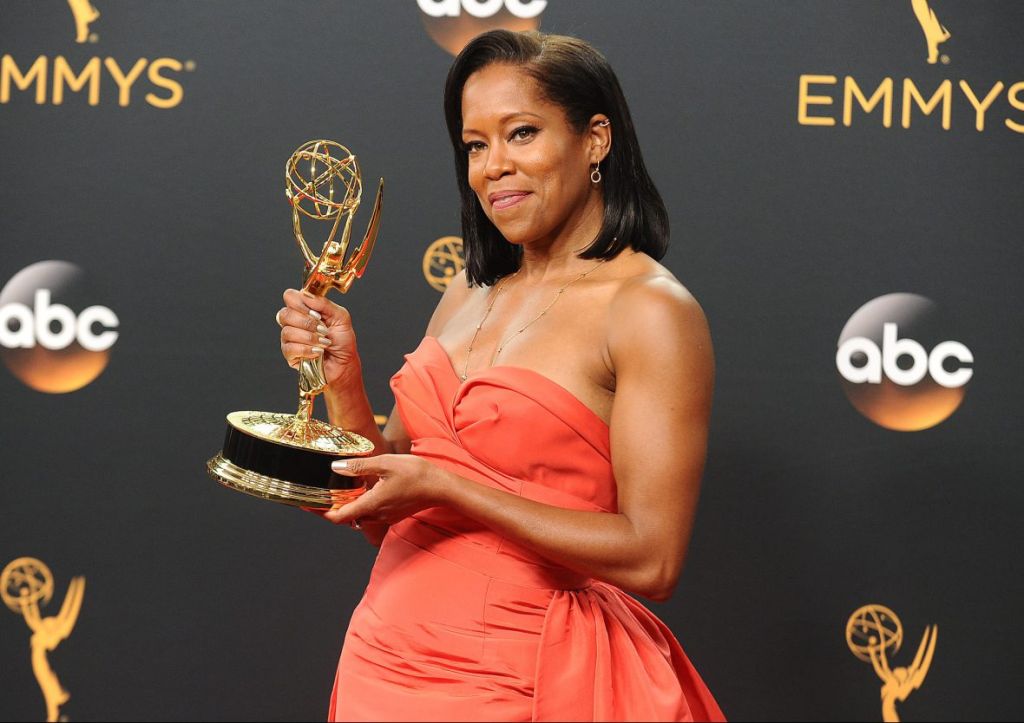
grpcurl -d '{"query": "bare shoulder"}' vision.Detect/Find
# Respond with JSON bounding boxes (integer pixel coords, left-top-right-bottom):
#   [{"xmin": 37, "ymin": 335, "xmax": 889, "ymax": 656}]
[
  {"xmin": 425, "ymin": 269, "xmax": 475, "ymax": 337},
  {"xmin": 605, "ymin": 255, "xmax": 713, "ymax": 377},
  {"xmin": 608, "ymin": 255, "xmax": 709, "ymax": 338}
]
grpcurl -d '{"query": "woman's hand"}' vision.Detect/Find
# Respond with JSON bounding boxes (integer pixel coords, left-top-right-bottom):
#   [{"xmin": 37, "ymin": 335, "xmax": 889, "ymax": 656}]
[
  {"xmin": 277, "ymin": 288, "xmax": 363, "ymax": 391},
  {"xmin": 322, "ymin": 454, "xmax": 449, "ymax": 527}
]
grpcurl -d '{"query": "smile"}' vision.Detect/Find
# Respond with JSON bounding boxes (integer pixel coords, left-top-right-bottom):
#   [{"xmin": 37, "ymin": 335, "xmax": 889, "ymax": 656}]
[{"xmin": 489, "ymin": 192, "xmax": 531, "ymax": 210}]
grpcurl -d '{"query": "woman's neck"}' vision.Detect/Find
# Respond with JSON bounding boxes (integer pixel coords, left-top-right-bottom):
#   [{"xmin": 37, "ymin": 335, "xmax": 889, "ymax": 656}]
[{"xmin": 515, "ymin": 193, "xmax": 605, "ymax": 285}]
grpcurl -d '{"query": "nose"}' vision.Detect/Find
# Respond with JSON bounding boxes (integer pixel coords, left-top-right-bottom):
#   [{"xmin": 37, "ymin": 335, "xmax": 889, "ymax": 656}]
[{"xmin": 483, "ymin": 143, "xmax": 513, "ymax": 180}]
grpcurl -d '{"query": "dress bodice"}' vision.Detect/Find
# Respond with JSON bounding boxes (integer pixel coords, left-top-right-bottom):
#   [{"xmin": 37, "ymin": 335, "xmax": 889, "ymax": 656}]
[{"xmin": 391, "ymin": 335, "xmax": 618, "ymax": 520}]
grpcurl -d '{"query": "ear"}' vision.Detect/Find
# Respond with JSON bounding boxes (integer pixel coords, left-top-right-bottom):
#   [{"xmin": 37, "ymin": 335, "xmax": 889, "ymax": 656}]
[{"xmin": 587, "ymin": 114, "xmax": 612, "ymax": 164}]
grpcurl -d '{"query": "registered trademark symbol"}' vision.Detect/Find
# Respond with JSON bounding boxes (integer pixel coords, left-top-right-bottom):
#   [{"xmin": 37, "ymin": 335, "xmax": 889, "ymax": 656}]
[
  {"xmin": 88, "ymin": 33, "xmax": 98, "ymax": 43},
  {"xmin": 184, "ymin": 60, "xmax": 197, "ymax": 72},
  {"xmin": 941, "ymin": 54, "xmax": 950, "ymax": 64}
]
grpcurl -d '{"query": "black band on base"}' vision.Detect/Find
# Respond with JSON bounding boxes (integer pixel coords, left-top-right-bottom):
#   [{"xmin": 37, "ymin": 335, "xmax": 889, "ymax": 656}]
[{"xmin": 220, "ymin": 420, "xmax": 361, "ymax": 490}]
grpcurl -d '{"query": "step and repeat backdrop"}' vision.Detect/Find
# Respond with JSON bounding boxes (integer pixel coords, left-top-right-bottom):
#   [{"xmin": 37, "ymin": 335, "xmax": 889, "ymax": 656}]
[{"xmin": 1, "ymin": 1, "xmax": 1021, "ymax": 721}]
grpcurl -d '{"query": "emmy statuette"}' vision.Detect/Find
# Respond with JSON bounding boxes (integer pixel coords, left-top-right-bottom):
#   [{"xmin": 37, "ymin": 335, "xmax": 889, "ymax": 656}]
[{"xmin": 207, "ymin": 140, "xmax": 383, "ymax": 508}]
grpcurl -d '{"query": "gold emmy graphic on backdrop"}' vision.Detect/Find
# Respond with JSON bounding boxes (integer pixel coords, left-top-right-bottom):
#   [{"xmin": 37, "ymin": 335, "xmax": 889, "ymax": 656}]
[
  {"xmin": 911, "ymin": 0, "xmax": 951, "ymax": 64},
  {"xmin": 2, "ymin": 558, "xmax": 85, "ymax": 723},
  {"xmin": 846, "ymin": 604, "xmax": 938, "ymax": 723},
  {"xmin": 207, "ymin": 140, "xmax": 383, "ymax": 508},
  {"xmin": 66, "ymin": 0, "xmax": 100, "ymax": 43},
  {"xmin": 423, "ymin": 236, "xmax": 465, "ymax": 292}
]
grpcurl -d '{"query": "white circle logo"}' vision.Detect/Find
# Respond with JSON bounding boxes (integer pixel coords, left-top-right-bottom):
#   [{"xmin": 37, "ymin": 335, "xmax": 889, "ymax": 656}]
[
  {"xmin": 0, "ymin": 260, "xmax": 119, "ymax": 393},
  {"xmin": 836, "ymin": 293, "xmax": 972, "ymax": 431},
  {"xmin": 417, "ymin": 0, "xmax": 546, "ymax": 55}
]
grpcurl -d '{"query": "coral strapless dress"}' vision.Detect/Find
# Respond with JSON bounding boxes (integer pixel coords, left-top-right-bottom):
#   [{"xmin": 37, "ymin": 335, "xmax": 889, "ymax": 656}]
[{"xmin": 328, "ymin": 336, "xmax": 724, "ymax": 722}]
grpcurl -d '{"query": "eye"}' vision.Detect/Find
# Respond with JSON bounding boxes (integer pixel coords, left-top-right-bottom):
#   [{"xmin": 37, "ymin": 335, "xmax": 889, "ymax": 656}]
[
  {"xmin": 509, "ymin": 125, "xmax": 538, "ymax": 142},
  {"xmin": 463, "ymin": 140, "xmax": 486, "ymax": 154}
]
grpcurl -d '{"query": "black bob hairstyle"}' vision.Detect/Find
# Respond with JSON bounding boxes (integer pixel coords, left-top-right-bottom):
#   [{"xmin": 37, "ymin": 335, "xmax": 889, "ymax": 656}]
[{"xmin": 443, "ymin": 30, "xmax": 670, "ymax": 287}]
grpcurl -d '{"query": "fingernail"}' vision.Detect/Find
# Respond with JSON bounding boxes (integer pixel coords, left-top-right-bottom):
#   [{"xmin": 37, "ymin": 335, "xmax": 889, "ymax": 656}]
[
  {"xmin": 317, "ymin": 323, "xmax": 328, "ymax": 335},
  {"xmin": 313, "ymin": 346, "xmax": 324, "ymax": 354},
  {"xmin": 319, "ymin": 336, "xmax": 331, "ymax": 346},
  {"xmin": 302, "ymin": 290, "xmax": 315, "ymax": 298},
  {"xmin": 332, "ymin": 460, "xmax": 348, "ymax": 470},
  {"xmin": 308, "ymin": 309, "xmax": 322, "ymax": 320}
]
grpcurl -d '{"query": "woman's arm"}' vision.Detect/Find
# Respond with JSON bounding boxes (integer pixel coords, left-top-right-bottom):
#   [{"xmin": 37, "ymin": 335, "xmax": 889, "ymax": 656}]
[
  {"xmin": 448, "ymin": 276, "xmax": 714, "ymax": 599},
  {"xmin": 328, "ymin": 276, "xmax": 715, "ymax": 600},
  {"xmin": 315, "ymin": 272, "xmax": 475, "ymax": 544},
  {"xmin": 322, "ymin": 271, "xmax": 473, "ymax": 449}
]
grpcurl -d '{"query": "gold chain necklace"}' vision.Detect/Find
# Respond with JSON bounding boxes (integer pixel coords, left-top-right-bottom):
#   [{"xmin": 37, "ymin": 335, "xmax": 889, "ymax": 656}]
[{"xmin": 461, "ymin": 258, "xmax": 607, "ymax": 381}]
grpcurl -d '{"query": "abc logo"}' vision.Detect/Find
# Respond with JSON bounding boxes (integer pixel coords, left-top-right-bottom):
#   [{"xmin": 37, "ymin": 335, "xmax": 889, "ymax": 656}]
[
  {"xmin": 836, "ymin": 293, "xmax": 973, "ymax": 431},
  {"xmin": 417, "ymin": 0, "xmax": 546, "ymax": 56},
  {"xmin": 0, "ymin": 260, "xmax": 119, "ymax": 393}
]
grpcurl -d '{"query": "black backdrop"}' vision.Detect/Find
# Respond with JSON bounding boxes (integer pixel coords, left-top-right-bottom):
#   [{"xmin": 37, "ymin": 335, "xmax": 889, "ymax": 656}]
[{"xmin": 1, "ymin": 2, "xmax": 1022, "ymax": 721}]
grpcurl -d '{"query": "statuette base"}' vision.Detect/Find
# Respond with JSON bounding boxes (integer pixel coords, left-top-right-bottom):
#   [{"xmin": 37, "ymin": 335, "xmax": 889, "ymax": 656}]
[{"xmin": 207, "ymin": 411, "xmax": 373, "ymax": 509}]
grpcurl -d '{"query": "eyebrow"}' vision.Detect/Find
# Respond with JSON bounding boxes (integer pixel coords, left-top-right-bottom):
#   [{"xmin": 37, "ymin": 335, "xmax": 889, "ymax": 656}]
[{"xmin": 462, "ymin": 111, "xmax": 544, "ymax": 136}]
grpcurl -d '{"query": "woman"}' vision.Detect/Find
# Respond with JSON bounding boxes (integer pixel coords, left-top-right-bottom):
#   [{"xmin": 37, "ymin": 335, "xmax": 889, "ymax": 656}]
[{"xmin": 277, "ymin": 30, "xmax": 723, "ymax": 722}]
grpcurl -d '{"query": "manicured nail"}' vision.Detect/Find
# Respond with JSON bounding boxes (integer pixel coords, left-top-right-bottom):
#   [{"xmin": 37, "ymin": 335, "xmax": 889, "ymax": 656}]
[
  {"xmin": 317, "ymin": 323, "xmax": 329, "ymax": 335},
  {"xmin": 332, "ymin": 460, "xmax": 348, "ymax": 470},
  {"xmin": 312, "ymin": 346, "xmax": 324, "ymax": 354},
  {"xmin": 319, "ymin": 336, "xmax": 331, "ymax": 346},
  {"xmin": 308, "ymin": 309, "xmax": 322, "ymax": 320}
]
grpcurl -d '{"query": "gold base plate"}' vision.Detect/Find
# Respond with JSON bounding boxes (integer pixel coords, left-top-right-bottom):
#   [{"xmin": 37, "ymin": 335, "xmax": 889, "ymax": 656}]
[{"xmin": 225, "ymin": 410, "xmax": 374, "ymax": 455}]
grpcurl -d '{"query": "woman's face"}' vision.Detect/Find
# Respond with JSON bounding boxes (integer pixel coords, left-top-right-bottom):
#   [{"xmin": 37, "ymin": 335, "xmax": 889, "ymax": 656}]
[{"xmin": 460, "ymin": 63, "xmax": 606, "ymax": 248}]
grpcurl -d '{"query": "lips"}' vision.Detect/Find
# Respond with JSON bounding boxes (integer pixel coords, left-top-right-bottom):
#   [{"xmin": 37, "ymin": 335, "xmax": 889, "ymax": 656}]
[{"xmin": 488, "ymin": 191, "xmax": 530, "ymax": 210}]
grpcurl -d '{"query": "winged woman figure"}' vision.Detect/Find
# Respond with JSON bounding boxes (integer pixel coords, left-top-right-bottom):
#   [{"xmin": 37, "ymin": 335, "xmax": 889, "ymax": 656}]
[
  {"xmin": 20, "ymin": 576, "xmax": 86, "ymax": 723},
  {"xmin": 870, "ymin": 624, "xmax": 939, "ymax": 723},
  {"xmin": 66, "ymin": 0, "xmax": 100, "ymax": 43},
  {"xmin": 911, "ymin": 0, "xmax": 951, "ymax": 64}
]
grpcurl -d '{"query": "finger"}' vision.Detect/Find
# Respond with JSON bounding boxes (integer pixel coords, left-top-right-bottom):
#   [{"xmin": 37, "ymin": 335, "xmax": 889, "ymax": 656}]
[
  {"xmin": 282, "ymin": 288, "xmax": 331, "ymax": 327},
  {"xmin": 299, "ymin": 505, "xmax": 330, "ymax": 518},
  {"xmin": 299, "ymin": 290, "xmax": 337, "ymax": 317},
  {"xmin": 281, "ymin": 341, "xmax": 324, "ymax": 364},
  {"xmin": 291, "ymin": 289, "xmax": 354, "ymax": 330},
  {"xmin": 331, "ymin": 455, "xmax": 391, "ymax": 477},
  {"xmin": 323, "ymin": 497, "xmax": 374, "ymax": 525},
  {"xmin": 282, "ymin": 326, "xmax": 332, "ymax": 349},
  {"xmin": 278, "ymin": 306, "xmax": 329, "ymax": 335}
]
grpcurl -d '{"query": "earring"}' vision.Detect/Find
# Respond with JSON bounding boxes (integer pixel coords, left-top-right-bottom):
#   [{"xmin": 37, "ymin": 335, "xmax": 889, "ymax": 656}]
[{"xmin": 590, "ymin": 163, "xmax": 602, "ymax": 184}]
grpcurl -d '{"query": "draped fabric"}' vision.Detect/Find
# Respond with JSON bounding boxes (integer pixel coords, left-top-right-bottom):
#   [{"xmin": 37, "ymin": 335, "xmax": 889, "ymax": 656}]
[{"xmin": 328, "ymin": 336, "xmax": 725, "ymax": 722}]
